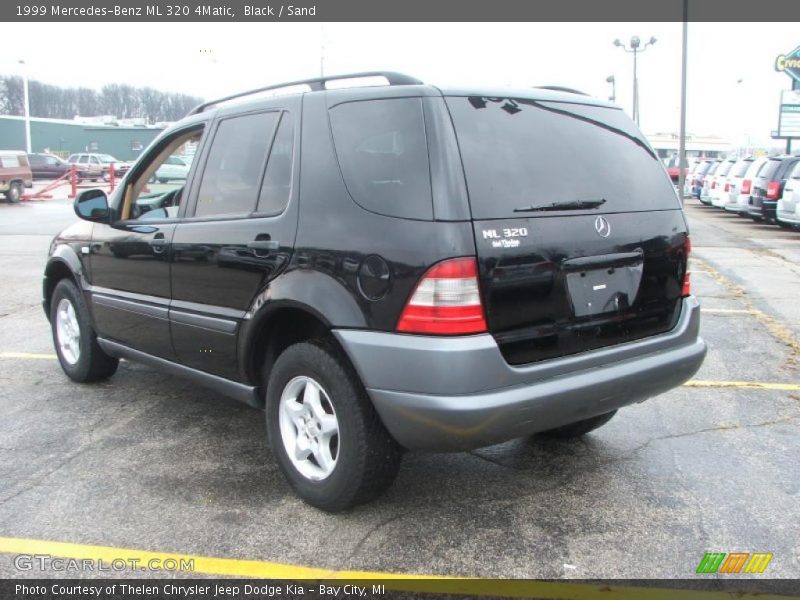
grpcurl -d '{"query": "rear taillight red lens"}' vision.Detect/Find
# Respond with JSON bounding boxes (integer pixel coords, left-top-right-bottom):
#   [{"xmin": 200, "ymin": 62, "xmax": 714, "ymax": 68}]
[
  {"xmin": 767, "ymin": 181, "xmax": 780, "ymax": 199},
  {"xmin": 724, "ymin": 182, "xmax": 730, "ymax": 192},
  {"xmin": 682, "ymin": 236, "xmax": 692, "ymax": 297},
  {"xmin": 741, "ymin": 179, "xmax": 752, "ymax": 195},
  {"xmin": 711, "ymin": 181, "xmax": 717, "ymax": 189},
  {"xmin": 397, "ymin": 257, "xmax": 487, "ymax": 335}
]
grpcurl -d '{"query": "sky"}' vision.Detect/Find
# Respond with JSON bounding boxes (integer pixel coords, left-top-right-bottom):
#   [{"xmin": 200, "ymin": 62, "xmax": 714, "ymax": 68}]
[{"xmin": 2, "ymin": 22, "xmax": 798, "ymax": 147}]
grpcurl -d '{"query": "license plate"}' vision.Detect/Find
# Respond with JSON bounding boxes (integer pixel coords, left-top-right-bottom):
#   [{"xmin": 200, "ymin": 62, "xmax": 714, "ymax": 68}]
[{"xmin": 565, "ymin": 263, "xmax": 643, "ymax": 318}]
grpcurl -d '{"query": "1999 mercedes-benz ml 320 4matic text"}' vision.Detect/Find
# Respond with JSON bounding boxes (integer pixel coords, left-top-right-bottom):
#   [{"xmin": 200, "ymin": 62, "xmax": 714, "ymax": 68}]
[{"xmin": 43, "ymin": 72, "xmax": 706, "ymax": 511}]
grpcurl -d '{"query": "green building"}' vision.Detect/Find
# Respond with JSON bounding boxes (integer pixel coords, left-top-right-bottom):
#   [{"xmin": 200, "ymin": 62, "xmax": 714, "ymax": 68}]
[{"xmin": 0, "ymin": 115, "xmax": 164, "ymax": 161}]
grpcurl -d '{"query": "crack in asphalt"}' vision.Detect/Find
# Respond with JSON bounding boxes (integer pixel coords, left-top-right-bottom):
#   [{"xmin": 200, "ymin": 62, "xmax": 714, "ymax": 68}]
[
  {"xmin": 621, "ymin": 414, "xmax": 800, "ymax": 459},
  {"xmin": 343, "ymin": 511, "xmax": 408, "ymax": 566}
]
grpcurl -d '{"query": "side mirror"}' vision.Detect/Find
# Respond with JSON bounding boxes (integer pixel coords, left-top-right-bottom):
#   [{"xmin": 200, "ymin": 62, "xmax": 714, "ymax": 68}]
[{"xmin": 74, "ymin": 189, "xmax": 109, "ymax": 222}]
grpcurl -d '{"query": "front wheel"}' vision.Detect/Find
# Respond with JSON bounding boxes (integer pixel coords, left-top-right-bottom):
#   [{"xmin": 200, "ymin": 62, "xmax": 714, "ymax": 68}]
[
  {"xmin": 538, "ymin": 410, "xmax": 617, "ymax": 439},
  {"xmin": 50, "ymin": 279, "xmax": 119, "ymax": 382},
  {"xmin": 265, "ymin": 340, "xmax": 402, "ymax": 512}
]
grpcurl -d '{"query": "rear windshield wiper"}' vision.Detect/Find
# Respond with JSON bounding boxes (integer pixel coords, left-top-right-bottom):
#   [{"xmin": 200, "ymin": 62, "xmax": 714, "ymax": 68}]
[{"xmin": 513, "ymin": 199, "xmax": 606, "ymax": 212}]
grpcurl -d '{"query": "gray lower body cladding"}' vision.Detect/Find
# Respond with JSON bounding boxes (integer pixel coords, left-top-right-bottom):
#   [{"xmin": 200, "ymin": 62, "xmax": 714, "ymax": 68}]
[{"xmin": 333, "ymin": 296, "xmax": 706, "ymax": 451}]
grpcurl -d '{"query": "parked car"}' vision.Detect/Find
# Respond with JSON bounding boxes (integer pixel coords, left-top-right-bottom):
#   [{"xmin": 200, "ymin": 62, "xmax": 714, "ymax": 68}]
[
  {"xmin": 708, "ymin": 158, "xmax": 737, "ymax": 208},
  {"xmin": 685, "ymin": 159, "xmax": 715, "ymax": 200},
  {"xmin": 698, "ymin": 160, "xmax": 722, "ymax": 205},
  {"xmin": 66, "ymin": 153, "xmax": 104, "ymax": 181},
  {"xmin": 664, "ymin": 155, "xmax": 689, "ymax": 184},
  {"xmin": 730, "ymin": 157, "xmax": 769, "ymax": 215},
  {"xmin": 747, "ymin": 156, "xmax": 800, "ymax": 222},
  {"xmin": 0, "ymin": 151, "xmax": 33, "ymax": 203},
  {"xmin": 153, "ymin": 155, "xmax": 191, "ymax": 182},
  {"xmin": 776, "ymin": 161, "xmax": 800, "ymax": 229},
  {"xmin": 43, "ymin": 72, "xmax": 706, "ymax": 511},
  {"xmin": 66, "ymin": 153, "xmax": 132, "ymax": 180},
  {"xmin": 719, "ymin": 157, "xmax": 756, "ymax": 212},
  {"xmin": 27, "ymin": 153, "xmax": 71, "ymax": 179}
]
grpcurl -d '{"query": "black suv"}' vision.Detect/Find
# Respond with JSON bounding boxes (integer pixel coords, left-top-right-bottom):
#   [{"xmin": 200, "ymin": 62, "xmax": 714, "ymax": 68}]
[
  {"xmin": 43, "ymin": 72, "xmax": 706, "ymax": 511},
  {"xmin": 746, "ymin": 155, "xmax": 800, "ymax": 223}
]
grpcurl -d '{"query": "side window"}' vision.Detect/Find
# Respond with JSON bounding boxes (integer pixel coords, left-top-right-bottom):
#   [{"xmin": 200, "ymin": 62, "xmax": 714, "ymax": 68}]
[
  {"xmin": 78, "ymin": 155, "xmax": 88, "ymax": 165},
  {"xmin": 328, "ymin": 97, "xmax": 433, "ymax": 220},
  {"xmin": 46, "ymin": 156, "xmax": 58, "ymax": 165},
  {"xmin": 120, "ymin": 126, "xmax": 205, "ymax": 221},
  {"xmin": 194, "ymin": 111, "xmax": 279, "ymax": 218},
  {"xmin": 257, "ymin": 113, "xmax": 294, "ymax": 215},
  {"xmin": 1, "ymin": 156, "xmax": 20, "ymax": 168}
]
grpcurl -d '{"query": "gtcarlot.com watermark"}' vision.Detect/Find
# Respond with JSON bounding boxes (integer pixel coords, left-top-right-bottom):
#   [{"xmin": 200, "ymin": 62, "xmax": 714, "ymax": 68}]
[{"xmin": 13, "ymin": 553, "xmax": 195, "ymax": 573}]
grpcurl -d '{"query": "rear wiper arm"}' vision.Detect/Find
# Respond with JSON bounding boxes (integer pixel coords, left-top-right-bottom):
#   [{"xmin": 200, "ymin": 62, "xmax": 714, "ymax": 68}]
[{"xmin": 513, "ymin": 199, "xmax": 607, "ymax": 212}]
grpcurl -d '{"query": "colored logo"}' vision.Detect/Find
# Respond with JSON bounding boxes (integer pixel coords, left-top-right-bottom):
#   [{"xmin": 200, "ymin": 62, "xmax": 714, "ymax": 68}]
[
  {"xmin": 775, "ymin": 45, "xmax": 800, "ymax": 84},
  {"xmin": 696, "ymin": 552, "xmax": 773, "ymax": 574}
]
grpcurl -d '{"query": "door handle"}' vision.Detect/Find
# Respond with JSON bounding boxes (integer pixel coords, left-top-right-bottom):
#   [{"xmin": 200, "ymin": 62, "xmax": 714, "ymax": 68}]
[{"xmin": 247, "ymin": 240, "xmax": 280, "ymax": 251}]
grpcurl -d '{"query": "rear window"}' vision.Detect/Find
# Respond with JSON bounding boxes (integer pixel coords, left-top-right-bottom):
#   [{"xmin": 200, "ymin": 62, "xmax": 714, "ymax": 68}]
[
  {"xmin": 717, "ymin": 161, "xmax": 735, "ymax": 176},
  {"xmin": 730, "ymin": 160, "xmax": 753, "ymax": 178},
  {"xmin": 758, "ymin": 159, "xmax": 782, "ymax": 180},
  {"xmin": 329, "ymin": 97, "xmax": 433, "ymax": 220},
  {"xmin": 445, "ymin": 96, "xmax": 678, "ymax": 218}
]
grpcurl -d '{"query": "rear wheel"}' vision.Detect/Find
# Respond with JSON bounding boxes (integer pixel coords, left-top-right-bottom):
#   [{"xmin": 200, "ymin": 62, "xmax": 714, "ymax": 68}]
[
  {"xmin": 265, "ymin": 340, "xmax": 402, "ymax": 512},
  {"xmin": 538, "ymin": 410, "xmax": 617, "ymax": 439},
  {"xmin": 50, "ymin": 279, "xmax": 119, "ymax": 382},
  {"xmin": 4, "ymin": 181, "xmax": 22, "ymax": 203}
]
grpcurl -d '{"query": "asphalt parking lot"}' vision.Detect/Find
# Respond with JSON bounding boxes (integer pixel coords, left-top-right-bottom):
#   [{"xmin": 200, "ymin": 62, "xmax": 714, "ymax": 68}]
[{"xmin": 0, "ymin": 195, "xmax": 799, "ymax": 580}]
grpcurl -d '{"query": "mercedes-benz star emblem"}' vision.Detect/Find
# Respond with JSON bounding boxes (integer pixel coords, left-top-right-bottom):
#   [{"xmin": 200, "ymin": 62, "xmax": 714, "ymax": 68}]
[{"xmin": 594, "ymin": 216, "xmax": 611, "ymax": 238}]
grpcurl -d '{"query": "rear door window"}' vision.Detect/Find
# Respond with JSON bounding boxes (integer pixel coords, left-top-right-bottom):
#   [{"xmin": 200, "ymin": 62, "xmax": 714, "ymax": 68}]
[
  {"xmin": 329, "ymin": 97, "xmax": 433, "ymax": 220},
  {"xmin": 194, "ymin": 111, "xmax": 280, "ymax": 218},
  {"xmin": 445, "ymin": 96, "xmax": 678, "ymax": 218},
  {"xmin": 0, "ymin": 156, "xmax": 20, "ymax": 168}
]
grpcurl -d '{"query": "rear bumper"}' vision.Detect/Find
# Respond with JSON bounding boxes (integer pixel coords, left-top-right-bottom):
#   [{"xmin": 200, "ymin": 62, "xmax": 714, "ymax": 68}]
[{"xmin": 334, "ymin": 297, "xmax": 706, "ymax": 451}]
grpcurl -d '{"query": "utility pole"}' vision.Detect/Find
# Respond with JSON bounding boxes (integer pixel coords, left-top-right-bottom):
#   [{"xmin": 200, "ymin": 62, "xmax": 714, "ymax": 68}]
[
  {"xmin": 678, "ymin": 3, "xmax": 689, "ymax": 200},
  {"xmin": 18, "ymin": 59, "xmax": 31, "ymax": 153}
]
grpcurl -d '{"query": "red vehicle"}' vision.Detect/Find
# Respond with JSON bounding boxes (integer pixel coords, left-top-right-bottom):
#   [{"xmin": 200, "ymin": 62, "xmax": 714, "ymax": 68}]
[{"xmin": 0, "ymin": 151, "xmax": 33, "ymax": 203}]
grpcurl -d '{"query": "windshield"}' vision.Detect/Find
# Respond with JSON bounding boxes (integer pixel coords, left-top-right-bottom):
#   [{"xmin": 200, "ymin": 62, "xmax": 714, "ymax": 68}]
[{"xmin": 445, "ymin": 96, "xmax": 678, "ymax": 218}]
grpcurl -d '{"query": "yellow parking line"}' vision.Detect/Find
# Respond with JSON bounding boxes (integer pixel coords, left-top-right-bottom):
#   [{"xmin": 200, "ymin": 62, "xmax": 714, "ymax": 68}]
[
  {"xmin": 0, "ymin": 537, "xmax": 793, "ymax": 600},
  {"xmin": 685, "ymin": 380, "xmax": 800, "ymax": 391},
  {"xmin": 0, "ymin": 351, "xmax": 57, "ymax": 359}
]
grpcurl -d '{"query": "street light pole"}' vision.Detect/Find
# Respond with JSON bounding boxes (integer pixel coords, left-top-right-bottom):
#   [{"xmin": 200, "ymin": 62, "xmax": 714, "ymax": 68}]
[
  {"xmin": 613, "ymin": 36, "xmax": 657, "ymax": 127},
  {"xmin": 18, "ymin": 59, "xmax": 31, "ymax": 154}
]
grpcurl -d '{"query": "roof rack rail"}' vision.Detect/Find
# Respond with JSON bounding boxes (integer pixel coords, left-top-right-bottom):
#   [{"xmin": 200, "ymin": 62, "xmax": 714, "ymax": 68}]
[
  {"xmin": 534, "ymin": 85, "xmax": 590, "ymax": 96},
  {"xmin": 188, "ymin": 71, "xmax": 424, "ymax": 116}
]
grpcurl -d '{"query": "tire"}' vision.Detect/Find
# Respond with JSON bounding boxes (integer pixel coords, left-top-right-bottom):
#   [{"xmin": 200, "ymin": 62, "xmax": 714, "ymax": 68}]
[
  {"xmin": 265, "ymin": 340, "xmax": 402, "ymax": 512},
  {"xmin": 50, "ymin": 278, "xmax": 119, "ymax": 383},
  {"xmin": 538, "ymin": 410, "xmax": 617, "ymax": 439},
  {"xmin": 4, "ymin": 181, "xmax": 22, "ymax": 203}
]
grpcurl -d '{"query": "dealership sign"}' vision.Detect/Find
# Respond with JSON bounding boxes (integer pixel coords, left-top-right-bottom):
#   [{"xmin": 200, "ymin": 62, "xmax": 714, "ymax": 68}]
[
  {"xmin": 775, "ymin": 45, "xmax": 800, "ymax": 85},
  {"xmin": 778, "ymin": 90, "xmax": 800, "ymax": 138}
]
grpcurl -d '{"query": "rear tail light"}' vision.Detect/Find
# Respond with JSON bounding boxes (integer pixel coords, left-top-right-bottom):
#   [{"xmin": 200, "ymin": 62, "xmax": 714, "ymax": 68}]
[
  {"xmin": 767, "ymin": 181, "xmax": 780, "ymax": 199},
  {"xmin": 724, "ymin": 182, "xmax": 730, "ymax": 192},
  {"xmin": 711, "ymin": 181, "xmax": 717, "ymax": 189},
  {"xmin": 397, "ymin": 257, "xmax": 487, "ymax": 335},
  {"xmin": 741, "ymin": 179, "xmax": 752, "ymax": 195},
  {"xmin": 682, "ymin": 236, "xmax": 692, "ymax": 297}
]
